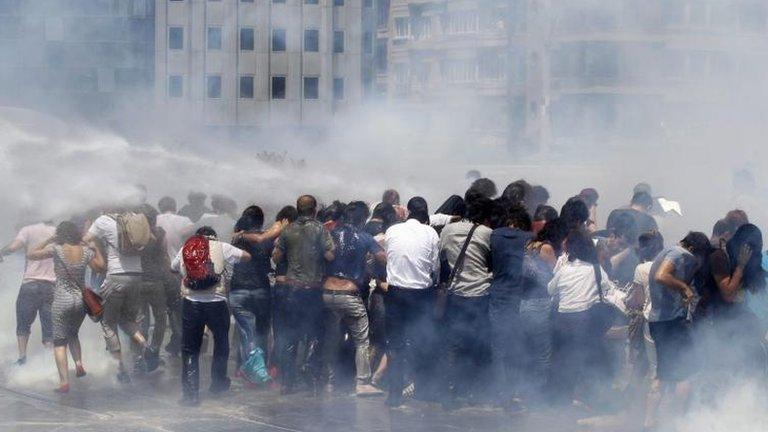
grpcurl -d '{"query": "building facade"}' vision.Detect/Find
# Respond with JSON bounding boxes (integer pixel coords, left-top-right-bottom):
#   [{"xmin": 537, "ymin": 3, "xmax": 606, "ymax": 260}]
[
  {"xmin": 0, "ymin": 0, "xmax": 155, "ymax": 118},
  {"xmin": 155, "ymin": 0, "xmax": 374, "ymax": 128}
]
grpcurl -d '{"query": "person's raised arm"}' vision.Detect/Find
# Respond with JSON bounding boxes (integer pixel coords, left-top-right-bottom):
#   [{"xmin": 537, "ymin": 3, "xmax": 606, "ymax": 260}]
[
  {"xmin": 234, "ymin": 220, "xmax": 288, "ymax": 245},
  {"xmin": 654, "ymin": 260, "xmax": 695, "ymax": 301},
  {"xmin": 712, "ymin": 245, "xmax": 750, "ymax": 303},
  {"xmin": 27, "ymin": 236, "xmax": 56, "ymax": 261},
  {"xmin": 0, "ymin": 238, "xmax": 24, "ymax": 258}
]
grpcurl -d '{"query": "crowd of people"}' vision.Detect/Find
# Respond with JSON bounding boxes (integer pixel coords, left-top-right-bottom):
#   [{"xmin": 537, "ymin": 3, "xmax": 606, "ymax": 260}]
[{"xmin": 1, "ymin": 178, "xmax": 767, "ymax": 429}]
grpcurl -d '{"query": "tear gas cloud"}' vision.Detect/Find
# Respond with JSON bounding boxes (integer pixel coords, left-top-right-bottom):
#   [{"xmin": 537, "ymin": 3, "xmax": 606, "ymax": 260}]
[{"xmin": 1, "ymin": 0, "xmax": 768, "ymax": 430}]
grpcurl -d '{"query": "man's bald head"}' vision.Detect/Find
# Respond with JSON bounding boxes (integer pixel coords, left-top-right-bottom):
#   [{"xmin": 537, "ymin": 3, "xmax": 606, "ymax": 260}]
[{"xmin": 297, "ymin": 195, "xmax": 318, "ymax": 217}]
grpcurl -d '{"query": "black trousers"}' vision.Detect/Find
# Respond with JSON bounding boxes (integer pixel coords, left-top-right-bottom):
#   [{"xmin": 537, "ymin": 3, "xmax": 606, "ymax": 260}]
[
  {"xmin": 181, "ymin": 298, "xmax": 230, "ymax": 397},
  {"xmin": 274, "ymin": 285, "xmax": 324, "ymax": 390},
  {"xmin": 385, "ymin": 286, "xmax": 436, "ymax": 403},
  {"xmin": 445, "ymin": 294, "xmax": 492, "ymax": 402}
]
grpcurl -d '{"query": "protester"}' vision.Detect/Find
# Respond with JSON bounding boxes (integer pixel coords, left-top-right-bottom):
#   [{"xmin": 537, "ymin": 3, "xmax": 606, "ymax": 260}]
[
  {"xmin": 530, "ymin": 186, "xmax": 550, "ymax": 213},
  {"xmin": 27, "ymin": 221, "xmax": 105, "ymax": 393},
  {"xmin": 0, "ymin": 219, "xmax": 56, "ymax": 365},
  {"xmin": 579, "ymin": 188, "xmax": 600, "ymax": 232},
  {"xmin": 172, "ymin": 226, "xmax": 252, "ymax": 406},
  {"xmin": 644, "ymin": 231, "xmax": 710, "ymax": 430},
  {"xmin": 468, "ymin": 178, "xmax": 498, "ymax": 199},
  {"xmin": 382, "ymin": 189, "xmax": 408, "ymax": 222},
  {"xmin": 384, "ymin": 197, "xmax": 440, "ymax": 406},
  {"xmin": 606, "ymin": 191, "xmax": 658, "ymax": 241},
  {"xmin": 272, "ymin": 195, "xmax": 335, "ymax": 394},
  {"xmin": 548, "ymin": 229, "xmax": 615, "ymax": 407},
  {"xmin": 322, "ymin": 201, "xmax": 386, "ymax": 396},
  {"xmin": 179, "ymin": 191, "xmax": 211, "ymax": 223},
  {"xmin": 532, "ymin": 205, "xmax": 557, "ymax": 235},
  {"xmin": 83, "ymin": 207, "xmax": 157, "ymax": 382},
  {"xmin": 229, "ymin": 206, "xmax": 286, "ymax": 375},
  {"xmin": 600, "ymin": 211, "xmax": 640, "ymax": 286},
  {"xmin": 487, "ymin": 203, "xmax": 532, "ymax": 409},
  {"xmin": 439, "ymin": 196, "xmax": 495, "ymax": 407},
  {"xmin": 502, "ymin": 180, "xmax": 533, "ymax": 211},
  {"xmin": 560, "ymin": 197, "xmax": 591, "ymax": 232}
]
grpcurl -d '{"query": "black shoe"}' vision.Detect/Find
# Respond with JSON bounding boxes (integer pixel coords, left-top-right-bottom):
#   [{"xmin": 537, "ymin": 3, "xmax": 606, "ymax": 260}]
[
  {"xmin": 117, "ymin": 371, "xmax": 132, "ymax": 385},
  {"xmin": 179, "ymin": 394, "xmax": 200, "ymax": 407},
  {"xmin": 13, "ymin": 357, "xmax": 26, "ymax": 366},
  {"xmin": 209, "ymin": 378, "xmax": 231, "ymax": 394},
  {"xmin": 144, "ymin": 347, "xmax": 160, "ymax": 373}
]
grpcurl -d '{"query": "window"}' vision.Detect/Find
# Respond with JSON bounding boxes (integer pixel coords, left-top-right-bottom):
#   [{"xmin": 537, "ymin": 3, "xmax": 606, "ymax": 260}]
[
  {"xmin": 207, "ymin": 26, "xmax": 222, "ymax": 50},
  {"xmin": 168, "ymin": 75, "xmax": 183, "ymax": 97},
  {"xmin": 333, "ymin": 78, "xmax": 344, "ymax": 100},
  {"xmin": 334, "ymin": 0, "xmax": 344, "ymax": 5},
  {"xmin": 206, "ymin": 75, "xmax": 222, "ymax": 98},
  {"xmin": 394, "ymin": 17, "xmax": 410, "ymax": 39},
  {"xmin": 376, "ymin": 39, "xmax": 387, "ymax": 71},
  {"xmin": 304, "ymin": 29, "xmax": 319, "ymax": 52},
  {"xmin": 303, "ymin": 77, "xmax": 319, "ymax": 99},
  {"xmin": 168, "ymin": 26, "xmax": 183, "ymax": 50},
  {"xmin": 333, "ymin": 31, "xmax": 344, "ymax": 53},
  {"xmin": 441, "ymin": 59, "xmax": 478, "ymax": 83},
  {"xmin": 413, "ymin": 16, "xmax": 431, "ymax": 40},
  {"xmin": 240, "ymin": 27, "xmax": 254, "ymax": 50},
  {"xmin": 442, "ymin": 10, "xmax": 479, "ymax": 34},
  {"xmin": 305, "ymin": 0, "xmax": 318, "ymax": 4},
  {"xmin": 240, "ymin": 76, "xmax": 254, "ymax": 98},
  {"xmin": 271, "ymin": 76, "xmax": 286, "ymax": 99},
  {"xmin": 272, "ymin": 29, "xmax": 286, "ymax": 51},
  {"xmin": 363, "ymin": 32, "xmax": 373, "ymax": 54}
]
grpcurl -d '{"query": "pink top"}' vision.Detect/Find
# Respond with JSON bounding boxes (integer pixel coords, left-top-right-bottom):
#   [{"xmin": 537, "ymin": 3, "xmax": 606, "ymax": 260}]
[{"xmin": 15, "ymin": 223, "xmax": 56, "ymax": 282}]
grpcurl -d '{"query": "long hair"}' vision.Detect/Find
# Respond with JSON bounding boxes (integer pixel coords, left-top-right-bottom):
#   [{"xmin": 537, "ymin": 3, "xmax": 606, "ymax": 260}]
[{"xmin": 726, "ymin": 223, "xmax": 766, "ymax": 292}]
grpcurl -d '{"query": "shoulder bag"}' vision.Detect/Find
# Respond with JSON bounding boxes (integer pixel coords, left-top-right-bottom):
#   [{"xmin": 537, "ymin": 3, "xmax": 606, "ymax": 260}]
[{"xmin": 436, "ymin": 224, "xmax": 479, "ymax": 319}]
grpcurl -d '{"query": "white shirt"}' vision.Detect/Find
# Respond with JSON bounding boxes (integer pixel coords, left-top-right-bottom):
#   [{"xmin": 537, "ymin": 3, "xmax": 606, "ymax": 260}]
[
  {"xmin": 429, "ymin": 213, "xmax": 454, "ymax": 228},
  {"xmin": 385, "ymin": 219, "xmax": 440, "ymax": 289},
  {"xmin": 171, "ymin": 240, "xmax": 245, "ymax": 302},
  {"xmin": 87, "ymin": 215, "xmax": 142, "ymax": 275},
  {"xmin": 156, "ymin": 213, "xmax": 194, "ymax": 261},
  {"xmin": 633, "ymin": 262, "xmax": 653, "ymax": 320},
  {"xmin": 548, "ymin": 259, "xmax": 614, "ymax": 313}
]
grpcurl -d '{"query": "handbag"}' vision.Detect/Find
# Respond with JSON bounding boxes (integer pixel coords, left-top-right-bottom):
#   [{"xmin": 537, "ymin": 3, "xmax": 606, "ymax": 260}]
[
  {"xmin": 436, "ymin": 224, "xmax": 479, "ymax": 319},
  {"xmin": 590, "ymin": 263, "xmax": 616, "ymax": 334},
  {"xmin": 54, "ymin": 250, "xmax": 104, "ymax": 321}
]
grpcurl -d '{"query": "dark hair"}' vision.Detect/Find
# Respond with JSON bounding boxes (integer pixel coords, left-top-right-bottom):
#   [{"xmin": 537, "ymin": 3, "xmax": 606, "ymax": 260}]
[
  {"xmin": 560, "ymin": 196, "xmax": 590, "ymax": 230},
  {"xmin": 196, "ymin": 226, "xmax": 217, "ymax": 238},
  {"xmin": 372, "ymin": 202, "xmax": 397, "ymax": 230},
  {"xmin": 680, "ymin": 231, "xmax": 712, "ymax": 258},
  {"xmin": 633, "ymin": 182, "xmax": 652, "ymax": 196},
  {"xmin": 712, "ymin": 219, "xmax": 731, "ymax": 238},
  {"xmin": 507, "ymin": 204, "xmax": 532, "ymax": 231},
  {"xmin": 188, "ymin": 191, "xmax": 206, "ymax": 202},
  {"xmin": 138, "ymin": 204, "xmax": 158, "ymax": 227},
  {"xmin": 158, "ymin": 196, "xmax": 177, "ymax": 213},
  {"xmin": 464, "ymin": 188, "xmax": 485, "ymax": 207},
  {"xmin": 466, "ymin": 196, "xmax": 494, "ymax": 225},
  {"xmin": 609, "ymin": 211, "xmax": 638, "ymax": 243},
  {"xmin": 566, "ymin": 229, "xmax": 598, "ymax": 264},
  {"xmin": 344, "ymin": 201, "xmax": 370, "ymax": 227},
  {"xmin": 468, "ymin": 178, "xmax": 497, "ymax": 199},
  {"xmin": 726, "ymin": 224, "xmax": 765, "ymax": 292},
  {"xmin": 235, "ymin": 215, "xmax": 259, "ymax": 232},
  {"xmin": 725, "ymin": 210, "xmax": 749, "ymax": 232},
  {"xmin": 536, "ymin": 217, "xmax": 569, "ymax": 255},
  {"xmin": 323, "ymin": 201, "xmax": 346, "ymax": 222},
  {"xmin": 382, "ymin": 189, "xmax": 400, "ymax": 206},
  {"xmin": 637, "ymin": 231, "xmax": 664, "ymax": 262},
  {"xmin": 436, "ymin": 195, "xmax": 466, "ymax": 218},
  {"xmin": 297, "ymin": 195, "xmax": 318, "ymax": 217},
  {"xmin": 56, "ymin": 221, "xmax": 82, "ymax": 245},
  {"xmin": 534, "ymin": 205, "xmax": 558, "ymax": 223},
  {"xmin": 579, "ymin": 188, "xmax": 599, "ymax": 208},
  {"xmin": 502, "ymin": 180, "xmax": 532, "ymax": 207},
  {"xmin": 240, "ymin": 205, "xmax": 264, "ymax": 229},
  {"xmin": 631, "ymin": 191, "xmax": 653, "ymax": 209},
  {"xmin": 276, "ymin": 205, "xmax": 298, "ymax": 223},
  {"xmin": 531, "ymin": 185, "xmax": 550, "ymax": 208},
  {"xmin": 407, "ymin": 197, "xmax": 429, "ymax": 224}
]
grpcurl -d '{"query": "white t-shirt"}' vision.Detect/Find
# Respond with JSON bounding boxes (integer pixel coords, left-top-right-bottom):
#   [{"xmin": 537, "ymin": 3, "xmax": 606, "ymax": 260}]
[
  {"xmin": 385, "ymin": 219, "xmax": 440, "ymax": 289},
  {"xmin": 171, "ymin": 240, "xmax": 244, "ymax": 302},
  {"xmin": 87, "ymin": 215, "xmax": 142, "ymax": 275},
  {"xmin": 156, "ymin": 213, "xmax": 194, "ymax": 261},
  {"xmin": 633, "ymin": 261, "xmax": 653, "ymax": 320},
  {"xmin": 548, "ymin": 259, "xmax": 614, "ymax": 313}
]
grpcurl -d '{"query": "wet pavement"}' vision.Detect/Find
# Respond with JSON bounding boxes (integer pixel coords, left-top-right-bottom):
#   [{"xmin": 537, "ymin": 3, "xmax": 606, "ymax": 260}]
[{"xmin": 0, "ymin": 353, "xmax": 638, "ymax": 432}]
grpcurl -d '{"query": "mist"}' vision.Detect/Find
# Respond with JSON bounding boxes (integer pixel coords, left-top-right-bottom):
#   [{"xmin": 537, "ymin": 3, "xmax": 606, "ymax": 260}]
[{"xmin": 1, "ymin": 0, "xmax": 768, "ymax": 431}]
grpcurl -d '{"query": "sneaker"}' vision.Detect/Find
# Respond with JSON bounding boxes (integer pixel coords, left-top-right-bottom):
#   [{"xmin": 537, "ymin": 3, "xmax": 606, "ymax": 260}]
[
  {"xmin": 179, "ymin": 394, "xmax": 200, "ymax": 407},
  {"xmin": 12, "ymin": 357, "xmax": 26, "ymax": 367},
  {"xmin": 356, "ymin": 384, "xmax": 384, "ymax": 397}
]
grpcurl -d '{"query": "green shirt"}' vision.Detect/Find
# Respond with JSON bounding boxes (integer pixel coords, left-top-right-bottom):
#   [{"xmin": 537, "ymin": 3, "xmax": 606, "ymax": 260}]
[{"xmin": 276, "ymin": 217, "xmax": 334, "ymax": 286}]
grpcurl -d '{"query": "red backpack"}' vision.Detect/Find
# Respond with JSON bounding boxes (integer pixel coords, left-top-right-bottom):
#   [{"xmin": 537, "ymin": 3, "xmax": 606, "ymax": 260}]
[{"xmin": 182, "ymin": 235, "xmax": 221, "ymax": 290}]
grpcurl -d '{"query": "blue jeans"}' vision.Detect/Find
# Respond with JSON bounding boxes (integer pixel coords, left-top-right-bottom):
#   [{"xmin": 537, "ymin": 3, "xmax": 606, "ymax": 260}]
[
  {"xmin": 519, "ymin": 297, "xmax": 553, "ymax": 401},
  {"xmin": 229, "ymin": 289, "xmax": 271, "ymax": 366}
]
